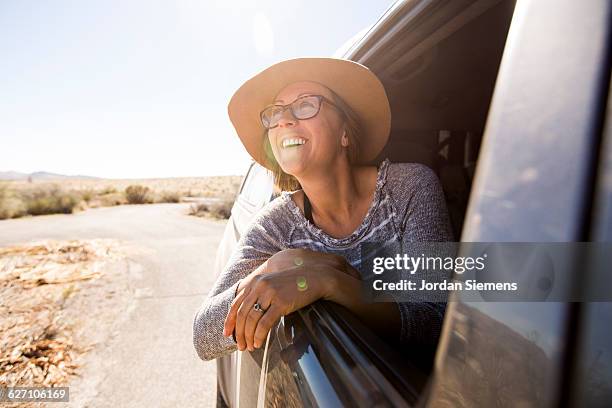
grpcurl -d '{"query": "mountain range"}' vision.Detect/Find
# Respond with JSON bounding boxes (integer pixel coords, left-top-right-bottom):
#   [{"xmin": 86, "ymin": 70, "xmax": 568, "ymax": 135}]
[{"xmin": 0, "ymin": 171, "xmax": 99, "ymax": 181}]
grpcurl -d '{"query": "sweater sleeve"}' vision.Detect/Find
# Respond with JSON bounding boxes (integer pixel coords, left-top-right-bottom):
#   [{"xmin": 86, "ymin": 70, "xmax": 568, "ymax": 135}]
[
  {"xmin": 193, "ymin": 200, "xmax": 286, "ymax": 361},
  {"xmin": 387, "ymin": 163, "xmax": 454, "ymax": 347}
]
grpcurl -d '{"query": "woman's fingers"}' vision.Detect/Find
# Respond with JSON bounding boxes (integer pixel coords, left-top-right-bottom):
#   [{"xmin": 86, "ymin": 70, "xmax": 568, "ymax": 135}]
[
  {"xmin": 234, "ymin": 290, "xmax": 259, "ymax": 351},
  {"xmin": 244, "ymin": 295, "xmax": 271, "ymax": 351},
  {"xmin": 224, "ymin": 287, "xmax": 249, "ymax": 337},
  {"xmin": 253, "ymin": 304, "xmax": 282, "ymax": 349},
  {"xmin": 226, "ymin": 259, "xmax": 340, "ymax": 351}
]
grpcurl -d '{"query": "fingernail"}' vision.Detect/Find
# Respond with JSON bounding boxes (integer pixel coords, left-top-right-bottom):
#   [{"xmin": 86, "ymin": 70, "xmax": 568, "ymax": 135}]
[{"xmin": 254, "ymin": 342, "xmax": 260, "ymax": 348}]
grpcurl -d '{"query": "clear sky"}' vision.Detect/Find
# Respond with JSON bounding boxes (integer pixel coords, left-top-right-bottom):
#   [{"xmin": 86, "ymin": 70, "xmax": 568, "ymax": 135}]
[{"xmin": 0, "ymin": 0, "xmax": 396, "ymax": 178}]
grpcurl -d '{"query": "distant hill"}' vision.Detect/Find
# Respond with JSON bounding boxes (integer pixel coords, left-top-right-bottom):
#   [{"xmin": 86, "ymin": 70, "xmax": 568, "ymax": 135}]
[{"xmin": 0, "ymin": 171, "xmax": 99, "ymax": 181}]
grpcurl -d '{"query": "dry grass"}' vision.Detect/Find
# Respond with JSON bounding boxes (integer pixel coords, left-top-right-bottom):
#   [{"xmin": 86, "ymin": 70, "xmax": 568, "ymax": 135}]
[
  {"xmin": 0, "ymin": 176, "xmax": 241, "ymax": 220},
  {"xmin": 0, "ymin": 184, "xmax": 80, "ymax": 218},
  {"xmin": 0, "ymin": 185, "xmax": 27, "ymax": 219},
  {"xmin": 0, "ymin": 240, "xmax": 127, "ymax": 391}
]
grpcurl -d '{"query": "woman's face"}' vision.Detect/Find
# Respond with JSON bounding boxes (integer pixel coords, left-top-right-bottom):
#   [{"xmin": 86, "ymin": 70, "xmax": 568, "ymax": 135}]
[{"xmin": 267, "ymin": 81, "xmax": 346, "ymax": 177}]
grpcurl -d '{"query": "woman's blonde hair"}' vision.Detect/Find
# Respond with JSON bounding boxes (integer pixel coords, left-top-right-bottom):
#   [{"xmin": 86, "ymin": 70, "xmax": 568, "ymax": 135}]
[{"xmin": 262, "ymin": 89, "xmax": 363, "ymax": 191}]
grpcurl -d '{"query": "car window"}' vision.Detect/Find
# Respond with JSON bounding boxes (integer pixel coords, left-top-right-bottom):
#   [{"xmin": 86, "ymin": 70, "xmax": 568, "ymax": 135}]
[
  {"xmin": 428, "ymin": 0, "xmax": 611, "ymax": 406},
  {"xmin": 239, "ymin": 163, "xmax": 274, "ymax": 208},
  {"xmin": 258, "ymin": 1, "xmax": 520, "ymax": 404}
]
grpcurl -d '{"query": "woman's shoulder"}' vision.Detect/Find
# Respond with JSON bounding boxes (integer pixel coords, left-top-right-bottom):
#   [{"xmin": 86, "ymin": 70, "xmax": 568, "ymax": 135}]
[
  {"xmin": 384, "ymin": 161, "xmax": 440, "ymax": 190},
  {"xmin": 383, "ymin": 161, "xmax": 453, "ymax": 240},
  {"xmin": 251, "ymin": 192, "xmax": 296, "ymax": 226},
  {"xmin": 237, "ymin": 193, "xmax": 297, "ymax": 249}
]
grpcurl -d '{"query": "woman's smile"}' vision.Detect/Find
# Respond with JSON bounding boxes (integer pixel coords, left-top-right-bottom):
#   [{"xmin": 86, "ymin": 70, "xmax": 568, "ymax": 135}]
[
  {"xmin": 281, "ymin": 137, "xmax": 307, "ymax": 148},
  {"xmin": 277, "ymin": 132, "xmax": 309, "ymax": 149}
]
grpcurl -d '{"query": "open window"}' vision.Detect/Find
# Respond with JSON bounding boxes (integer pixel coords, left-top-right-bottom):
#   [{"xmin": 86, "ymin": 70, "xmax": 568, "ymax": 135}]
[{"xmin": 261, "ymin": 0, "xmax": 519, "ymax": 406}]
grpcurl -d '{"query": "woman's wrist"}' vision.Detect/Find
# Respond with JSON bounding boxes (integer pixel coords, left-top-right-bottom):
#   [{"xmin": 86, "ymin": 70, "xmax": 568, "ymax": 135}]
[
  {"xmin": 237, "ymin": 260, "xmax": 269, "ymax": 292},
  {"xmin": 237, "ymin": 277, "xmax": 248, "ymax": 292},
  {"xmin": 323, "ymin": 268, "xmax": 361, "ymax": 306}
]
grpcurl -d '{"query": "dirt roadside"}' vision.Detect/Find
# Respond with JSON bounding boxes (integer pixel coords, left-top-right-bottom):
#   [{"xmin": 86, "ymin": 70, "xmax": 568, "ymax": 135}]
[
  {"xmin": 0, "ymin": 203, "xmax": 224, "ymax": 407},
  {"xmin": 0, "ymin": 240, "xmax": 149, "ymax": 407}
]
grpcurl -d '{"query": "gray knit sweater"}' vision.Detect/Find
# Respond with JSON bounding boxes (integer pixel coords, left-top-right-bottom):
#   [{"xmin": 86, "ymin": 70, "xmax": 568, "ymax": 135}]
[{"xmin": 193, "ymin": 159, "xmax": 454, "ymax": 361}]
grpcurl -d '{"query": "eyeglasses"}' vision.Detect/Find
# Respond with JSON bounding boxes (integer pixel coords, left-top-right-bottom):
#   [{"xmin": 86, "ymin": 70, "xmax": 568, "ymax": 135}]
[{"xmin": 260, "ymin": 94, "xmax": 340, "ymax": 129}]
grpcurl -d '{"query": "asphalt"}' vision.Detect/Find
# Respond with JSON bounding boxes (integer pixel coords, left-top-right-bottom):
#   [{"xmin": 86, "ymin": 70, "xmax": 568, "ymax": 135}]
[{"xmin": 0, "ymin": 203, "xmax": 226, "ymax": 407}]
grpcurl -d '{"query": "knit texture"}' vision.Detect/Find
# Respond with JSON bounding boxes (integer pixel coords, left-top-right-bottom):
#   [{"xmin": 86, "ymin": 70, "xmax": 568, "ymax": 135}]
[{"xmin": 193, "ymin": 159, "xmax": 454, "ymax": 361}]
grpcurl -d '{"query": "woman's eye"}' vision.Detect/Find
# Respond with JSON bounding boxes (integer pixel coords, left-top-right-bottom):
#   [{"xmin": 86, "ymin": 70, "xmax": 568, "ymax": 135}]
[
  {"xmin": 271, "ymin": 107, "xmax": 284, "ymax": 118},
  {"xmin": 299, "ymin": 101, "xmax": 315, "ymax": 109}
]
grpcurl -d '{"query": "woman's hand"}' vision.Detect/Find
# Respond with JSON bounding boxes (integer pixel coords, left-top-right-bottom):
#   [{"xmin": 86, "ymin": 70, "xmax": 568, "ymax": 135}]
[{"xmin": 223, "ymin": 249, "xmax": 359, "ymax": 351}]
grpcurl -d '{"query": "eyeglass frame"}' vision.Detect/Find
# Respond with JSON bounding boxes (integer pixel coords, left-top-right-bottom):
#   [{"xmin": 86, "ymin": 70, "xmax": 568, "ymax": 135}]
[{"xmin": 259, "ymin": 94, "xmax": 343, "ymax": 129}]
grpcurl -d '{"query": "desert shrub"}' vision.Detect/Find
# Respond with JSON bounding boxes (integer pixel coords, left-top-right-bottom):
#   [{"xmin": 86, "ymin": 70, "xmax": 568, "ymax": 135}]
[
  {"xmin": 99, "ymin": 192, "xmax": 127, "ymax": 206},
  {"xmin": 100, "ymin": 186, "xmax": 117, "ymax": 195},
  {"xmin": 157, "ymin": 190, "xmax": 181, "ymax": 203},
  {"xmin": 188, "ymin": 203, "xmax": 208, "ymax": 217},
  {"xmin": 87, "ymin": 192, "xmax": 127, "ymax": 208},
  {"xmin": 24, "ymin": 186, "xmax": 81, "ymax": 215},
  {"xmin": 125, "ymin": 185, "xmax": 151, "ymax": 204},
  {"xmin": 80, "ymin": 189, "xmax": 95, "ymax": 202},
  {"xmin": 188, "ymin": 199, "xmax": 233, "ymax": 220},
  {"xmin": 0, "ymin": 185, "xmax": 27, "ymax": 219},
  {"xmin": 212, "ymin": 199, "xmax": 233, "ymax": 219}
]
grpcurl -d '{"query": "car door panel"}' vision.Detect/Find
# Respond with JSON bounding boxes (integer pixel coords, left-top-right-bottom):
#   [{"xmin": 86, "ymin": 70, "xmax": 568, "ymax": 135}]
[
  {"xmin": 426, "ymin": 0, "xmax": 612, "ymax": 407},
  {"xmin": 262, "ymin": 302, "xmax": 428, "ymax": 407}
]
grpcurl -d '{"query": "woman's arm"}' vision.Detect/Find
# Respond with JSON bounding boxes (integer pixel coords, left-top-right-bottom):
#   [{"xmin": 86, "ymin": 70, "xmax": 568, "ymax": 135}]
[
  {"xmin": 224, "ymin": 249, "xmax": 402, "ymax": 351},
  {"xmin": 192, "ymin": 202, "xmax": 288, "ymax": 361},
  {"xmin": 193, "ymin": 252, "xmax": 268, "ymax": 361}
]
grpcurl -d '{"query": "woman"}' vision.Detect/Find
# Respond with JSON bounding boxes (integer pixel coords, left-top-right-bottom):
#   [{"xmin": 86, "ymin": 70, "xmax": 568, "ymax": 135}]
[{"xmin": 193, "ymin": 58, "xmax": 453, "ymax": 360}]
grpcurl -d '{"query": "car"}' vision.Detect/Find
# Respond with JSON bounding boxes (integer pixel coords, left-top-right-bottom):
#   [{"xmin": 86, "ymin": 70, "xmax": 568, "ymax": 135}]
[{"xmin": 211, "ymin": 0, "xmax": 612, "ymax": 406}]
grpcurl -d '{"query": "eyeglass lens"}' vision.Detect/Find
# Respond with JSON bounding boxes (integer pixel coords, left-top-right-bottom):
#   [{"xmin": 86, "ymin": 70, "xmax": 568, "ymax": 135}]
[{"xmin": 262, "ymin": 95, "xmax": 321, "ymax": 128}]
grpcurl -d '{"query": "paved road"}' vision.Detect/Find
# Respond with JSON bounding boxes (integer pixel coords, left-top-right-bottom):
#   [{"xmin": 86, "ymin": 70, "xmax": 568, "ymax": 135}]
[{"xmin": 0, "ymin": 203, "xmax": 226, "ymax": 407}]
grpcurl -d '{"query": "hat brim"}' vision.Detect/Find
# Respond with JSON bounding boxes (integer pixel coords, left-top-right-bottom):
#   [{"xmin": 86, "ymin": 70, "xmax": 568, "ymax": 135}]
[{"xmin": 227, "ymin": 58, "xmax": 391, "ymax": 170}]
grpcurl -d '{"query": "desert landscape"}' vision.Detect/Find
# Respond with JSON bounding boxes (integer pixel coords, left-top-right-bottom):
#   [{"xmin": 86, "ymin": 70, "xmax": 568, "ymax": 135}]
[
  {"xmin": 0, "ymin": 173, "xmax": 242, "ymax": 221},
  {"xmin": 0, "ymin": 172, "xmax": 245, "ymax": 406}
]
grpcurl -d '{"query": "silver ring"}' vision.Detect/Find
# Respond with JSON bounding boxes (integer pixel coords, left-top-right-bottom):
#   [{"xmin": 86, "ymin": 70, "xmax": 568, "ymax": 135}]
[{"xmin": 253, "ymin": 302, "xmax": 266, "ymax": 313}]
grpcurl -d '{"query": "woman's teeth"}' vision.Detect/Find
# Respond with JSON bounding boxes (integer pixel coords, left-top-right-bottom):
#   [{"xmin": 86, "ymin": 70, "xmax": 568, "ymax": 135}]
[{"xmin": 282, "ymin": 138, "xmax": 306, "ymax": 148}]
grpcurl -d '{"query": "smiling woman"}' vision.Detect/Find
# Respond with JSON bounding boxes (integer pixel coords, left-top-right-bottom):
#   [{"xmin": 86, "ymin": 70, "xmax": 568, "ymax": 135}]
[{"xmin": 193, "ymin": 57, "xmax": 454, "ymax": 360}]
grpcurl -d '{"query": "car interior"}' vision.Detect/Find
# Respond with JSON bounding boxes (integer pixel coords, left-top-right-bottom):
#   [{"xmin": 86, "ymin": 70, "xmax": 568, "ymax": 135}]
[
  {"xmin": 349, "ymin": 0, "xmax": 518, "ymax": 385},
  {"xmin": 365, "ymin": 0, "xmax": 517, "ymax": 241}
]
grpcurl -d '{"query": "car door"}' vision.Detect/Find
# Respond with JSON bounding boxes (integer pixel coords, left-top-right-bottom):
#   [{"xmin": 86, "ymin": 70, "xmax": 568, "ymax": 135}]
[
  {"xmin": 256, "ymin": 0, "xmax": 611, "ymax": 406},
  {"xmin": 426, "ymin": 0, "xmax": 612, "ymax": 406},
  {"xmin": 225, "ymin": 0, "xmax": 611, "ymax": 406},
  {"xmin": 215, "ymin": 162, "xmax": 274, "ymax": 408},
  {"xmin": 567, "ymin": 46, "xmax": 612, "ymax": 407}
]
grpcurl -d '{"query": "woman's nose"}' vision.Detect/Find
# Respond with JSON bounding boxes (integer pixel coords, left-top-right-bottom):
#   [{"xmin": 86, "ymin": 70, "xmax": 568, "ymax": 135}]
[{"xmin": 277, "ymin": 108, "xmax": 297, "ymax": 127}]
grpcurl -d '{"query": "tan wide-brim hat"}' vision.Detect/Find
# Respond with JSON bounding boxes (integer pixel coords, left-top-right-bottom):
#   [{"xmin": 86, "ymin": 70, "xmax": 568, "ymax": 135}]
[{"xmin": 227, "ymin": 57, "xmax": 391, "ymax": 170}]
